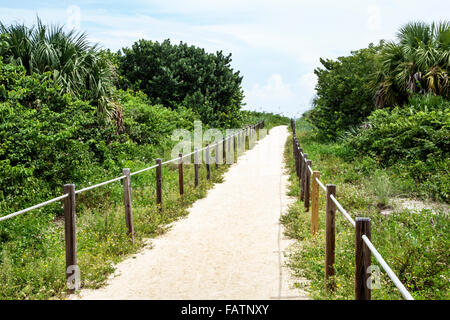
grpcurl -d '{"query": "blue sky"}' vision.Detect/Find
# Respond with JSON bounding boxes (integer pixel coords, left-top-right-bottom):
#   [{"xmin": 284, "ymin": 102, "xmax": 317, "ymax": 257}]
[{"xmin": 1, "ymin": 0, "xmax": 449, "ymax": 117}]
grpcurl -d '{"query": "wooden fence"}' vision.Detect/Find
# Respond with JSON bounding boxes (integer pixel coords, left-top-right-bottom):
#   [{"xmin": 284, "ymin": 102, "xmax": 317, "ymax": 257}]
[
  {"xmin": 290, "ymin": 119, "xmax": 414, "ymax": 300},
  {"xmin": 0, "ymin": 120, "xmax": 265, "ymax": 293}
]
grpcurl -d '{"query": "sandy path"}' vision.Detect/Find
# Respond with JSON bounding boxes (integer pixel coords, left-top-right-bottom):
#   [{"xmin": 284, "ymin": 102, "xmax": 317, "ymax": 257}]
[{"xmin": 70, "ymin": 125, "xmax": 308, "ymax": 300}]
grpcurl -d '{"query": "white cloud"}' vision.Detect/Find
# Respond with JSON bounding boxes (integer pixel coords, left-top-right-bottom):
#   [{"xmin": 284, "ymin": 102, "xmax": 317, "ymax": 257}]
[{"xmin": 244, "ymin": 73, "xmax": 317, "ymax": 118}]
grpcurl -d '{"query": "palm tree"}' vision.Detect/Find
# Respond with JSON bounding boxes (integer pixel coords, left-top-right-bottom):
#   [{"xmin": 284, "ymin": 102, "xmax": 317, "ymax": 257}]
[
  {"xmin": 375, "ymin": 21, "xmax": 450, "ymax": 108},
  {"xmin": 0, "ymin": 18, "xmax": 120, "ymax": 121}
]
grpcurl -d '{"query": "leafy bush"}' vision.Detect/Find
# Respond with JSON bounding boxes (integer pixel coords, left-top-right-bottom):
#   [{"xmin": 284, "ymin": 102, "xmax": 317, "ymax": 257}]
[
  {"xmin": 119, "ymin": 39, "xmax": 244, "ymax": 127},
  {"xmin": 307, "ymin": 43, "xmax": 382, "ymax": 139},
  {"xmin": 0, "ymin": 18, "xmax": 118, "ymax": 117},
  {"xmin": 345, "ymin": 94, "xmax": 450, "ymax": 202}
]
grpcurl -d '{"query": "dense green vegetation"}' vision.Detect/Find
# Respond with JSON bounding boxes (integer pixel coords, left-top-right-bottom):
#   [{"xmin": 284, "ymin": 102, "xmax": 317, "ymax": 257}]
[
  {"xmin": 309, "ymin": 43, "xmax": 382, "ymax": 139},
  {"xmin": 118, "ymin": 39, "xmax": 244, "ymax": 127},
  {"xmin": 283, "ymin": 120, "xmax": 449, "ymax": 300}
]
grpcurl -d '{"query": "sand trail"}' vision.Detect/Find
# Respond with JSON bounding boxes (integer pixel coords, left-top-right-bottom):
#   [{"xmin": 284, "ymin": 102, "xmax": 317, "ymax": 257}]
[{"xmin": 70, "ymin": 125, "xmax": 308, "ymax": 300}]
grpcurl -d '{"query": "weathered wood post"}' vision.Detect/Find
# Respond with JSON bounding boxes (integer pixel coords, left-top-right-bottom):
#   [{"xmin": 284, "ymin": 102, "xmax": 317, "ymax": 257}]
[
  {"xmin": 325, "ymin": 184, "xmax": 336, "ymax": 290},
  {"xmin": 178, "ymin": 153, "xmax": 184, "ymax": 197},
  {"xmin": 355, "ymin": 217, "xmax": 372, "ymax": 300},
  {"xmin": 305, "ymin": 160, "xmax": 312, "ymax": 212},
  {"xmin": 194, "ymin": 148, "xmax": 199, "ymax": 187},
  {"xmin": 156, "ymin": 158, "xmax": 162, "ymax": 211},
  {"xmin": 64, "ymin": 183, "xmax": 79, "ymax": 292},
  {"xmin": 298, "ymin": 146, "xmax": 303, "ymax": 175},
  {"xmin": 122, "ymin": 168, "xmax": 135, "ymax": 242},
  {"xmin": 295, "ymin": 142, "xmax": 300, "ymax": 178},
  {"xmin": 301, "ymin": 153, "xmax": 308, "ymax": 201},
  {"xmin": 292, "ymin": 137, "xmax": 298, "ymax": 176},
  {"xmin": 206, "ymin": 143, "xmax": 210, "ymax": 180},
  {"xmin": 311, "ymin": 171, "xmax": 320, "ymax": 235}
]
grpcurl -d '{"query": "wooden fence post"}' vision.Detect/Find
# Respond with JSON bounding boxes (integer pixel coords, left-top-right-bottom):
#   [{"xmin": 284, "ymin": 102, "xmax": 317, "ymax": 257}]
[
  {"xmin": 206, "ymin": 143, "xmax": 210, "ymax": 180},
  {"xmin": 122, "ymin": 168, "xmax": 135, "ymax": 242},
  {"xmin": 156, "ymin": 158, "xmax": 162, "ymax": 211},
  {"xmin": 292, "ymin": 137, "xmax": 298, "ymax": 176},
  {"xmin": 298, "ymin": 146, "xmax": 303, "ymax": 182},
  {"xmin": 305, "ymin": 160, "xmax": 312, "ymax": 212},
  {"xmin": 301, "ymin": 153, "xmax": 308, "ymax": 201},
  {"xmin": 355, "ymin": 217, "xmax": 372, "ymax": 300},
  {"xmin": 311, "ymin": 171, "xmax": 320, "ymax": 235},
  {"xmin": 244, "ymin": 128, "xmax": 247, "ymax": 150},
  {"xmin": 194, "ymin": 148, "xmax": 199, "ymax": 187},
  {"xmin": 325, "ymin": 184, "xmax": 336, "ymax": 290},
  {"xmin": 295, "ymin": 143, "xmax": 301, "ymax": 179},
  {"xmin": 178, "ymin": 153, "xmax": 184, "ymax": 196},
  {"xmin": 64, "ymin": 184, "xmax": 79, "ymax": 292}
]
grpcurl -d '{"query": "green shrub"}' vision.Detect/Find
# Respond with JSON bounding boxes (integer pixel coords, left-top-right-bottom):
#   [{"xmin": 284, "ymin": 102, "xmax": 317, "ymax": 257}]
[
  {"xmin": 345, "ymin": 95, "xmax": 450, "ymax": 202},
  {"xmin": 119, "ymin": 39, "xmax": 244, "ymax": 128},
  {"xmin": 307, "ymin": 43, "xmax": 382, "ymax": 140}
]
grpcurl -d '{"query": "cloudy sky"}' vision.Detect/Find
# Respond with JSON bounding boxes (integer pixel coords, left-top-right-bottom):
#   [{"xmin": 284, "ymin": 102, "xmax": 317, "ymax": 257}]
[{"xmin": 1, "ymin": 0, "xmax": 448, "ymax": 117}]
